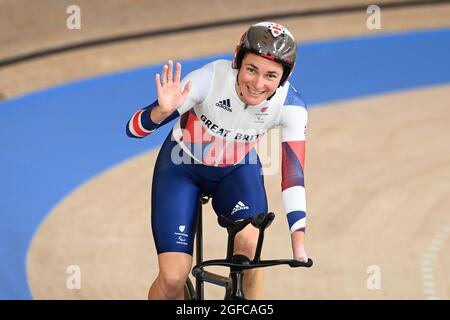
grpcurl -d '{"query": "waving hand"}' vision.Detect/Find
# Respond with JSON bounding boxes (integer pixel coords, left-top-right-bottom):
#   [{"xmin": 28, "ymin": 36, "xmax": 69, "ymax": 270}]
[{"xmin": 155, "ymin": 60, "xmax": 192, "ymax": 116}]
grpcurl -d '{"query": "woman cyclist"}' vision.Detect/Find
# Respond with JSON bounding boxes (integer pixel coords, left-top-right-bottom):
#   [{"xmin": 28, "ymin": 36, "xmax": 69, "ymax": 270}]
[{"xmin": 126, "ymin": 21, "xmax": 309, "ymax": 300}]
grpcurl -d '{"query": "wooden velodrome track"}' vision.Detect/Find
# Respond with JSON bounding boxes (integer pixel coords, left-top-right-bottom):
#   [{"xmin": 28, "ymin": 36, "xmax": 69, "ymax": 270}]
[{"xmin": 1, "ymin": 0, "xmax": 449, "ymax": 299}]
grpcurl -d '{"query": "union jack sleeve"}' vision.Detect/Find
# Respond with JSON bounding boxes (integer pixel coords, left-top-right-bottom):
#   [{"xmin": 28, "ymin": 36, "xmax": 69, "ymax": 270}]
[
  {"xmin": 126, "ymin": 100, "xmax": 180, "ymax": 138},
  {"xmin": 280, "ymin": 86, "xmax": 308, "ymax": 233},
  {"xmin": 281, "ymin": 140, "xmax": 306, "ymax": 233}
]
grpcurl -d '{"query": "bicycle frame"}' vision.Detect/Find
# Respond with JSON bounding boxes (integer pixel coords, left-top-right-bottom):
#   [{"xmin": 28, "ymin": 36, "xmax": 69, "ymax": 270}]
[
  {"xmin": 190, "ymin": 194, "xmax": 247, "ymax": 300},
  {"xmin": 193, "ymin": 194, "xmax": 208, "ymax": 300}
]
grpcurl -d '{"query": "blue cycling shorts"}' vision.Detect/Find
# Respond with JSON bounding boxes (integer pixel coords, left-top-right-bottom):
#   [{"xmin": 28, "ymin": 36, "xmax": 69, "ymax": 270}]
[{"xmin": 151, "ymin": 133, "xmax": 268, "ymax": 255}]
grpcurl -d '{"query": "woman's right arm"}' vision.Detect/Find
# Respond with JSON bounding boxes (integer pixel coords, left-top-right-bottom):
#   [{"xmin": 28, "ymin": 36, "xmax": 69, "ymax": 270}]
[
  {"xmin": 125, "ymin": 100, "xmax": 180, "ymax": 138},
  {"xmin": 126, "ymin": 60, "xmax": 192, "ymax": 138}
]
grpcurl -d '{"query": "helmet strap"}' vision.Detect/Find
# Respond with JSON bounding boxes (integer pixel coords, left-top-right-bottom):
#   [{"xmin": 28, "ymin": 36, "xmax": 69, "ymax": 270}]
[{"xmin": 235, "ymin": 71, "xmax": 243, "ymax": 97}]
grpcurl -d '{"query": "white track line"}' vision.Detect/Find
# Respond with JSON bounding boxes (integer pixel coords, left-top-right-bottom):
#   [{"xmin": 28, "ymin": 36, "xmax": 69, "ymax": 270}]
[{"xmin": 420, "ymin": 225, "xmax": 449, "ymax": 300}]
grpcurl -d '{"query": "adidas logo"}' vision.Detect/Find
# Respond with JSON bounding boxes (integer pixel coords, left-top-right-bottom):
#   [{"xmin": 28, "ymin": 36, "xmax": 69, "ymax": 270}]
[
  {"xmin": 231, "ymin": 201, "xmax": 250, "ymax": 215},
  {"xmin": 215, "ymin": 99, "xmax": 232, "ymax": 112}
]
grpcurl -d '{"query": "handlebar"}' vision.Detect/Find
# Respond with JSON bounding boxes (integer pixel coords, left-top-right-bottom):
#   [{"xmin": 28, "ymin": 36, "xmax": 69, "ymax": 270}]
[
  {"xmin": 193, "ymin": 212, "xmax": 313, "ymax": 280},
  {"xmin": 192, "ymin": 257, "xmax": 313, "ymax": 278}
]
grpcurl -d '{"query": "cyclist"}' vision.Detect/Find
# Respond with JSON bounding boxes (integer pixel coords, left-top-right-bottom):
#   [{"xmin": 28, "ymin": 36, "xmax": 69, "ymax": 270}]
[{"xmin": 126, "ymin": 22, "xmax": 308, "ymax": 300}]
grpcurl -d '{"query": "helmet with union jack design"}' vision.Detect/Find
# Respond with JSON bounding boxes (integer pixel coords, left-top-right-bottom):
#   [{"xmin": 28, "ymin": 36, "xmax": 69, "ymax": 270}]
[{"xmin": 233, "ymin": 21, "xmax": 297, "ymax": 87}]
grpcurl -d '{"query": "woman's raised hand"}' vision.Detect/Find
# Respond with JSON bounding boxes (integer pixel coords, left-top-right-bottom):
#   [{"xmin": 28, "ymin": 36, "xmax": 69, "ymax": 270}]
[{"xmin": 155, "ymin": 60, "xmax": 192, "ymax": 115}]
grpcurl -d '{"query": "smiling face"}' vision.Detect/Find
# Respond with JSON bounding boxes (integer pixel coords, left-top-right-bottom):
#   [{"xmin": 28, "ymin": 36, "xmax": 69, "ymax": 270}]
[{"xmin": 235, "ymin": 52, "xmax": 284, "ymax": 105}]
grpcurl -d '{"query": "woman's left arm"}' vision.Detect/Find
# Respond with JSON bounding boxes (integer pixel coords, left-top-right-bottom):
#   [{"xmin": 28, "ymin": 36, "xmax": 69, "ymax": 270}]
[{"xmin": 279, "ymin": 86, "xmax": 308, "ymax": 262}]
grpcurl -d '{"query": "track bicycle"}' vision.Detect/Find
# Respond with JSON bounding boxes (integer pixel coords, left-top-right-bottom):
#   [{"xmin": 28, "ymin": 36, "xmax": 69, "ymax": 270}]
[{"xmin": 184, "ymin": 194, "xmax": 313, "ymax": 300}]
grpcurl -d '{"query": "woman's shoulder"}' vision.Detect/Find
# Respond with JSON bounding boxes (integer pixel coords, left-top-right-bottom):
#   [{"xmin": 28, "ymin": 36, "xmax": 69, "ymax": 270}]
[{"xmin": 283, "ymin": 84, "xmax": 307, "ymax": 109}]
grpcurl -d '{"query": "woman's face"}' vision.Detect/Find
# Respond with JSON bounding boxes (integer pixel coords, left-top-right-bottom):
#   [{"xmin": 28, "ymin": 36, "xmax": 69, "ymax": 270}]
[{"xmin": 236, "ymin": 52, "xmax": 284, "ymax": 105}]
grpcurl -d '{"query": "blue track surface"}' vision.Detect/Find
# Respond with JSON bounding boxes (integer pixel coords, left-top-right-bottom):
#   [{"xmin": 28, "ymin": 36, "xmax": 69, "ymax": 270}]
[{"xmin": 1, "ymin": 28, "xmax": 449, "ymax": 299}]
